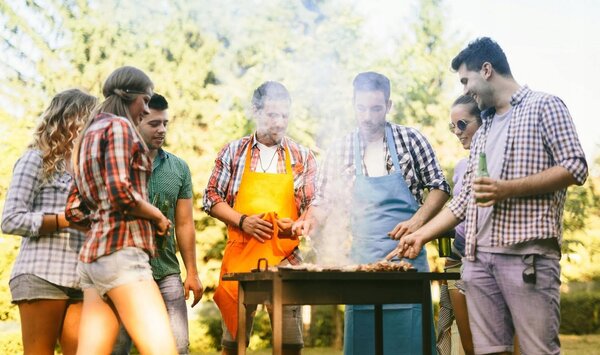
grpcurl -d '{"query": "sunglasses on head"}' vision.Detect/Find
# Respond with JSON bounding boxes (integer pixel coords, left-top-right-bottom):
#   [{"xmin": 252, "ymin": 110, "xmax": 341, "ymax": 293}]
[
  {"xmin": 448, "ymin": 119, "xmax": 473, "ymax": 132},
  {"xmin": 124, "ymin": 89, "xmax": 150, "ymax": 96}
]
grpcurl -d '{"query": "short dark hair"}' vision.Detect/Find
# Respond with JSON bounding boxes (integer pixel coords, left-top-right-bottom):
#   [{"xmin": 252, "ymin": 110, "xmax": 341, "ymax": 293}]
[
  {"xmin": 451, "ymin": 37, "xmax": 512, "ymax": 77},
  {"xmin": 251, "ymin": 81, "xmax": 291, "ymax": 110},
  {"xmin": 452, "ymin": 95, "xmax": 482, "ymax": 124},
  {"xmin": 353, "ymin": 72, "xmax": 391, "ymax": 102},
  {"xmin": 149, "ymin": 93, "xmax": 169, "ymax": 111}
]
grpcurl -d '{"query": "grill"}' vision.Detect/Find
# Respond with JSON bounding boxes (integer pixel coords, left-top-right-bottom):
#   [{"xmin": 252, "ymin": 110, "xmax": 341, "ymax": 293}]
[{"xmin": 223, "ymin": 265, "xmax": 459, "ymax": 355}]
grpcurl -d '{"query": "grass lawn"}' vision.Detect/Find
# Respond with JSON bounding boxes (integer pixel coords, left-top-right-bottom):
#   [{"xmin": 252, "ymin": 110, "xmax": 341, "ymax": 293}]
[
  {"xmin": 562, "ymin": 334, "xmax": 600, "ymax": 354},
  {"xmin": 193, "ymin": 349, "xmax": 340, "ymax": 355},
  {"xmin": 192, "ymin": 334, "xmax": 600, "ymax": 355}
]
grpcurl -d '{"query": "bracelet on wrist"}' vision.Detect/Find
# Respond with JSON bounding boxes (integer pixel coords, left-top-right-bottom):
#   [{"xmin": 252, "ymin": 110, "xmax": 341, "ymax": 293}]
[
  {"xmin": 238, "ymin": 214, "xmax": 248, "ymax": 231},
  {"xmin": 55, "ymin": 214, "xmax": 59, "ymax": 232}
]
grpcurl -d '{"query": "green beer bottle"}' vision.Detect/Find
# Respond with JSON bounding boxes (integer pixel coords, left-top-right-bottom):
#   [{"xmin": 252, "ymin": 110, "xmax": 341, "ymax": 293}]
[
  {"xmin": 151, "ymin": 193, "xmax": 169, "ymax": 250},
  {"xmin": 476, "ymin": 152, "xmax": 489, "ymax": 203},
  {"xmin": 438, "ymin": 229, "xmax": 453, "ymax": 258},
  {"xmin": 157, "ymin": 198, "xmax": 170, "ymax": 250}
]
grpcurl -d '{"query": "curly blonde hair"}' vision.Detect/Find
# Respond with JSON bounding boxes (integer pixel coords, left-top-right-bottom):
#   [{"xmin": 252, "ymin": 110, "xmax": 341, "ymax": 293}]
[{"xmin": 29, "ymin": 89, "xmax": 98, "ymax": 182}]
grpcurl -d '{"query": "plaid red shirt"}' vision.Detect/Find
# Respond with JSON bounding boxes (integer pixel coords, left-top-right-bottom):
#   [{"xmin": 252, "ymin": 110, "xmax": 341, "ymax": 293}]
[
  {"xmin": 448, "ymin": 86, "xmax": 588, "ymax": 261},
  {"xmin": 66, "ymin": 113, "xmax": 155, "ymax": 263},
  {"xmin": 202, "ymin": 134, "xmax": 317, "ymax": 265}
]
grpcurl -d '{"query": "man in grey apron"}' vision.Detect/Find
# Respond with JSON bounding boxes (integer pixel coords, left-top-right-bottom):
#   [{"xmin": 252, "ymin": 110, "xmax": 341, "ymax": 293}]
[{"xmin": 296, "ymin": 72, "xmax": 450, "ymax": 354}]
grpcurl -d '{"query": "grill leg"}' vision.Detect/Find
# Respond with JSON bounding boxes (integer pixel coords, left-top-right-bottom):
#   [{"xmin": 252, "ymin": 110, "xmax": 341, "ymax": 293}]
[
  {"xmin": 238, "ymin": 284, "xmax": 247, "ymax": 355},
  {"xmin": 422, "ymin": 280, "xmax": 432, "ymax": 355},
  {"xmin": 374, "ymin": 304, "xmax": 383, "ymax": 355},
  {"xmin": 272, "ymin": 277, "xmax": 283, "ymax": 355}
]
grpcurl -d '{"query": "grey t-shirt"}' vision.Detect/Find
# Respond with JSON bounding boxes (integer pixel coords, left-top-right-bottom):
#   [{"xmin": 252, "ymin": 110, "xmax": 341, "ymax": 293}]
[{"xmin": 475, "ymin": 108, "xmax": 560, "ymax": 258}]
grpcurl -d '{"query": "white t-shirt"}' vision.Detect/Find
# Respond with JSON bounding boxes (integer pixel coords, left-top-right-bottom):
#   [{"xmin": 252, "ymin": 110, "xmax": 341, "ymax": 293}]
[
  {"xmin": 363, "ymin": 138, "xmax": 386, "ymax": 177},
  {"xmin": 256, "ymin": 141, "xmax": 279, "ymax": 174}
]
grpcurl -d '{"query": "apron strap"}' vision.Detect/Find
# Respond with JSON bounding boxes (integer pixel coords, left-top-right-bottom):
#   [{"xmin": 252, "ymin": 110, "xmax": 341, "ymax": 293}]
[
  {"xmin": 385, "ymin": 124, "xmax": 401, "ymax": 172},
  {"xmin": 353, "ymin": 124, "xmax": 401, "ymax": 176},
  {"xmin": 243, "ymin": 136, "xmax": 293, "ymax": 175}
]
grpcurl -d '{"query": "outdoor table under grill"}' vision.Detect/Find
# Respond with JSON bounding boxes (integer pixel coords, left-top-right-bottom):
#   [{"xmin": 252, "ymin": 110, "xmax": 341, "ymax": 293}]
[{"xmin": 223, "ymin": 268, "xmax": 460, "ymax": 355}]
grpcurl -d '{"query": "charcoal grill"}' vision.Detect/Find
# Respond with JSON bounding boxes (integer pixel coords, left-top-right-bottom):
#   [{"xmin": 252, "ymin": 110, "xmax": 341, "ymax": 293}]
[{"xmin": 223, "ymin": 267, "xmax": 459, "ymax": 355}]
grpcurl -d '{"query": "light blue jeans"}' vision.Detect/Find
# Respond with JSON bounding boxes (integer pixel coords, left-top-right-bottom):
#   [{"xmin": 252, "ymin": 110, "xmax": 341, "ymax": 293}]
[
  {"xmin": 111, "ymin": 273, "xmax": 189, "ymax": 355},
  {"xmin": 462, "ymin": 252, "xmax": 560, "ymax": 355}
]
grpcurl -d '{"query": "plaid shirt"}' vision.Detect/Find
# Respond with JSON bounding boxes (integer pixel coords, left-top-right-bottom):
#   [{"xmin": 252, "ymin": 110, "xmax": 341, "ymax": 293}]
[
  {"xmin": 314, "ymin": 122, "xmax": 450, "ymax": 206},
  {"xmin": 448, "ymin": 86, "xmax": 588, "ymax": 261},
  {"xmin": 203, "ymin": 134, "xmax": 317, "ymax": 264},
  {"xmin": 2, "ymin": 149, "xmax": 85, "ymax": 288},
  {"xmin": 66, "ymin": 113, "xmax": 155, "ymax": 263}
]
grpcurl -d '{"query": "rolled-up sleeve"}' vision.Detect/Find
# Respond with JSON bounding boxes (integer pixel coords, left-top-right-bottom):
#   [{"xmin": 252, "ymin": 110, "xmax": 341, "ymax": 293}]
[
  {"xmin": 540, "ymin": 96, "xmax": 588, "ymax": 185},
  {"xmin": 65, "ymin": 182, "xmax": 91, "ymax": 227},
  {"xmin": 104, "ymin": 120, "xmax": 140, "ymax": 211},
  {"xmin": 203, "ymin": 144, "xmax": 232, "ymax": 213},
  {"xmin": 410, "ymin": 129, "xmax": 451, "ymax": 195},
  {"xmin": 447, "ymin": 157, "xmax": 474, "ymax": 222},
  {"xmin": 1, "ymin": 150, "xmax": 44, "ymax": 237},
  {"xmin": 296, "ymin": 149, "xmax": 317, "ymax": 213}
]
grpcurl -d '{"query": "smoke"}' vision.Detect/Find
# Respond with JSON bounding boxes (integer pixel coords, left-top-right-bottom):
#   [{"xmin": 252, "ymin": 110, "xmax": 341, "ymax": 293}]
[{"xmin": 186, "ymin": 0, "xmax": 421, "ymax": 265}]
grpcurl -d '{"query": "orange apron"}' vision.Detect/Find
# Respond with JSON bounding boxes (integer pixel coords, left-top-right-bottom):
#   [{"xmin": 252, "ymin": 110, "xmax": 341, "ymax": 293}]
[{"xmin": 214, "ymin": 141, "xmax": 299, "ymax": 338}]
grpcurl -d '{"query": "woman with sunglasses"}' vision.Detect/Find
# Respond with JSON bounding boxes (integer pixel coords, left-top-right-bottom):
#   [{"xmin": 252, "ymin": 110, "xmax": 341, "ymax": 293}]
[
  {"xmin": 442, "ymin": 95, "xmax": 482, "ymax": 355},
  {"xmin": 2, "ymin": 89, "xmax": 97, "ymax": 355},
  {"xmin": 66, "ymin": 66, "xmax": 177, "ymax": 354}
]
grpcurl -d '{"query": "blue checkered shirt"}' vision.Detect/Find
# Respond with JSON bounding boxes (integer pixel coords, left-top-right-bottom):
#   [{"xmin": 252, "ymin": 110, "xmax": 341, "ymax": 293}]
[
  {"xmin": 2, "ymin": 149, "xmax": 85, "ymax": 288},
  {"xmin": 314, "ymin": 121, "xmax": 451, "ymax": 206}
]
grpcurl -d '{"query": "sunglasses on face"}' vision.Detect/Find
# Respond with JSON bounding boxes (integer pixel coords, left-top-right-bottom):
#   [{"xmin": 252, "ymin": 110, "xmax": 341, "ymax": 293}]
[
  {"xmin": 522, "ymin": 254, "xmax": 536, "ymax": 284},
  {"xmin": 448, "ymin": 119, "xmax": 473, "ymax": 132}
]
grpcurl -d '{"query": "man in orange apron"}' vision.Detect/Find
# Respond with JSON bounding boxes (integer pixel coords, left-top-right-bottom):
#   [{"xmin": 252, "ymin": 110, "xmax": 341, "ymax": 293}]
[{"xmin": 203, "ymin": 81, "xmax": 317, "ymax": 355}]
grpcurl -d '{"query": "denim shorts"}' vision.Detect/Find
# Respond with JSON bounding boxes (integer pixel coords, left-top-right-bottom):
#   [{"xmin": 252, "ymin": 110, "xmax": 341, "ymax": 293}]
[
  {"xmin": 77, "ymin": 247, "xmax": 153, "ymax": 299},
  {"xmin": 463, "ymin": 252, "xmax": 560, "ymax": 354},
  {"xmin": 9, "ymin": 274, "xmax": 83, "ymax": 303}
]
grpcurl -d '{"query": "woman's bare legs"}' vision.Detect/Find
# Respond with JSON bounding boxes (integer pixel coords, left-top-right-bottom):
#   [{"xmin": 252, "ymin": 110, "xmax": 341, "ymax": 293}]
[
  {"xmin": 108, "ymin": 280, "xmax": 177, "ymax": 355},
  {"xmin": 59, "ymin": 301, "xmax": 83, "ymax": 355},
  {"xmin": 448, "ymin": 289, "xmax": 474, "ymax": 355},
  {"xmin": 76, "ymin": 288, "xmax": 120, "ymax": 355},
  {"xmin": 18, "ymin": 299, "xmax": 81, "ymax": 355}
]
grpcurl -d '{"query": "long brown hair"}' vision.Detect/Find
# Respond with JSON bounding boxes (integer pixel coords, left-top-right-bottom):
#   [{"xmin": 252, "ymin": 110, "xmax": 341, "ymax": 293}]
[
  {"xmin": 29, "ymin": 89, "xmax": 97, "ymax": 182},
  {"xmin": 72, "ymin": 66, "xmax": 153, "ymax": 170}
]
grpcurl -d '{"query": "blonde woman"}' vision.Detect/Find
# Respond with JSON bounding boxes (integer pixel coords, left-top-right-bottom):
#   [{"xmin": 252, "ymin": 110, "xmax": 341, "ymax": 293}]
[
  {"xmin": 2, "ymin": 89, "xmax": 97, "ymax": 355},
  {"xmin": 66, "ymin": 66, "xmax": 177, "ymax": 355}
]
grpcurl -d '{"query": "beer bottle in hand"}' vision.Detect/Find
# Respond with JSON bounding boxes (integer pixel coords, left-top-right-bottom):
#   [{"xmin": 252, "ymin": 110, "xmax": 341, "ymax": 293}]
[
  {"xmin": 151, "ymin": 193, "xmax": 169, "ymax": 250},
  {"xmin": 157, "ymin": 199, "xmax": 170, "ymax": 250},
  {"xmin": 476, "ymin": 152, "xmax": 489, "ymax": 203}
]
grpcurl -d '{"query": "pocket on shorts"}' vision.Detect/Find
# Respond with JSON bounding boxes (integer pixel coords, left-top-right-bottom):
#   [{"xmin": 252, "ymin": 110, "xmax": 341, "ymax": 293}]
[{"xmin": 530, "ymin": 256, "xmax": 560, "ymax": 290}]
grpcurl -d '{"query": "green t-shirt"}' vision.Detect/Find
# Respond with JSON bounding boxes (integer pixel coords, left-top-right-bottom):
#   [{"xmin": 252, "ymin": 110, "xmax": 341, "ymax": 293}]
[{"xmin": 148, "ymin": 149, "xmax": 193, "ymax": 280}]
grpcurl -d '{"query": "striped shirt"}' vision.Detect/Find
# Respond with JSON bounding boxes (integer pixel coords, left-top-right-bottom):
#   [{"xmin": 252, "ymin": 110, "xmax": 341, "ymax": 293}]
[
  {"xmin": 2, "ymin": 149, "xmax": 85, "ymax": 288},
  {"xmin": 202, "ymin": 134, "xmax": 317, "ymax": 264},
  {"xmin": 314, "ymin": 121, "xmax": 450, "ymax": 206},
  {"xmin": 447, "ymin": 86, "xmax": 588, "ymax": 261},
  {"xmin": 65, "ymin": 113, "xmax": 155, "ymax": 263}
]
